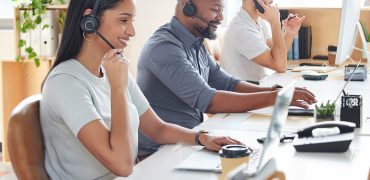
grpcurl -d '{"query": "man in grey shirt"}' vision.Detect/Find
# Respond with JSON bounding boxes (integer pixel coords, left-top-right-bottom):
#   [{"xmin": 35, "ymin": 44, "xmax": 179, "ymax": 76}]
[{"xmin": 137, "ymin": 0, "xmax": 316, "ymax": 156}]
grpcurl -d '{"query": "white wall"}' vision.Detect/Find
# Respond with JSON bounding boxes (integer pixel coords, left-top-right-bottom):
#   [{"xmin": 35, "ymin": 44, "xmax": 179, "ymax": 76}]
[{"xmin": 126, "ymin": 0, "xmax": 176, "ymax": 77}]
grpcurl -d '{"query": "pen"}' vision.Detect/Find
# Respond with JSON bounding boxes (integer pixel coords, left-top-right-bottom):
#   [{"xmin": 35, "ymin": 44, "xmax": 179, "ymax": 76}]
[{"xmin": 288, "ymin": 15, "xmax": 297, "ymax": 20}]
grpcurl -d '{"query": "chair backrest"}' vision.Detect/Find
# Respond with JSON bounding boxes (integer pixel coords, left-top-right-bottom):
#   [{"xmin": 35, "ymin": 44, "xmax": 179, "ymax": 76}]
[{"xmin": 8, "ymin": 94, "xmax": 48, "ymax": 180}]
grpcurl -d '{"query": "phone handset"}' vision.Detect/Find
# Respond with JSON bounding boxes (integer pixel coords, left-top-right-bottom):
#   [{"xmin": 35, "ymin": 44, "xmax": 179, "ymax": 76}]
[
  {"xmin": 253, "ymin": 0, "xmax": 265, "ymax": 14},
  {"xmin": 296, "ymin": 121, "xmax": 356, "ymax": 138}
]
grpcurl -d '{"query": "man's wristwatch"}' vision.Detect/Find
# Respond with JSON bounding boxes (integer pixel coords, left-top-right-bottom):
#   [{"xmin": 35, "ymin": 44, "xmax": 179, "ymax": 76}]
[{"xmin": 195, "ymin": 130, "xmax": 209, "ymax": 146}]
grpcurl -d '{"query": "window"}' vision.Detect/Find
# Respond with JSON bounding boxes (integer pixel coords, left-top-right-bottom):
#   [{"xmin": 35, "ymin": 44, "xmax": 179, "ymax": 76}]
[{"xmin": 0, "ymin": 1, "xmax": 15, "ymax": 29}]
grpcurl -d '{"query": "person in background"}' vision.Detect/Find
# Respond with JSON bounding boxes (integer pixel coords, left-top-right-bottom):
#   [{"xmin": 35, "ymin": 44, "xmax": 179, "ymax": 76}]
[
  {"xmin": 136, "ymin": 0, "xmax": 315, "ymax": 157},
  {"xmin": 220, "ymin": 0, "xmax": 305, "ymax": 83},
  {"xmin": 40, "ymin": 0, "xmax": 241, "ymax": 179}
]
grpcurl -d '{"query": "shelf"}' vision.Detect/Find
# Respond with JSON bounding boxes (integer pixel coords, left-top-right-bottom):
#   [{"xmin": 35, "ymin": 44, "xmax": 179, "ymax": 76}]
[
  {"xmin": 15, "ymin": 4, "xmax": 68, "ymax": 10},
  {"xmin": 275, "ymin": 0, "xmax": 370, "ymax": 10}
]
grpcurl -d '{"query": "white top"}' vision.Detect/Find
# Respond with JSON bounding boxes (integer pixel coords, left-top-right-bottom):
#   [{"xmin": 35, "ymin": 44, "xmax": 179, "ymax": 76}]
[
  {"xmin": 220, "ymin": 8, "xmax": 273, "ymax": 82},
  {"xmin": 40, "ymin": 60, "xmax": 149, "ymax": 180}
]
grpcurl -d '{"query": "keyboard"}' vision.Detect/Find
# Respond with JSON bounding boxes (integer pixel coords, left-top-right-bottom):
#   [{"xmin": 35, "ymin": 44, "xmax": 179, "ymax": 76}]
[{"xmin": 244, "ymin": 148, "xmax": 262, "ymax": 175}]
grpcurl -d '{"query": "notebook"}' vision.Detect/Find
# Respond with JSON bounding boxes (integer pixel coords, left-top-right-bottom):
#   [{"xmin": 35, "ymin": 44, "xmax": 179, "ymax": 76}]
[{"xmin": 175, "ymin": 82, "xmax": 295, "ymax": 173}]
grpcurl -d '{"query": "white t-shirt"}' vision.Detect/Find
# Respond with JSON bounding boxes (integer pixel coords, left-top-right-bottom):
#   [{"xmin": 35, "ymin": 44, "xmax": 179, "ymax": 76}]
[
  {"xmin": 220, "ymin": 8, "xmax": 273, "ymax": 82},
  {"xmin": 40, "ymin": 60, "xmax": 149, "ymax": 180}
]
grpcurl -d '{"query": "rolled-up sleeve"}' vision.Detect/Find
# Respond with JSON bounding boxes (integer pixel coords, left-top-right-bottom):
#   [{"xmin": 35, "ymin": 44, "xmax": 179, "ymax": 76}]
[
  {"xmin": 206, "ymin": 48, "xmax": 241, "ymax": 91},
  {"xmin": 148, "ymin": 42, "xmax": 216, "ymax": 112}
]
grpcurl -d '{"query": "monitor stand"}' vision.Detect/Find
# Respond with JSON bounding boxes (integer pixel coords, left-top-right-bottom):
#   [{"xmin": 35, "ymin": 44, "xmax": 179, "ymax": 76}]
[{"xmin": 353, "ymin": 22, "xmax": 370, "ymax": 64}]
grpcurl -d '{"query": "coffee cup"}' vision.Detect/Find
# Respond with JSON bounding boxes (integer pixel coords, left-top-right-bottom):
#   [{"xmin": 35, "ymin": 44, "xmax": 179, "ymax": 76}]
[
  {"xmin": 219, "ymin": 145, "xmax": 252, "ymax": 176},
  {"xmin": 328, "ymin": 45, "xmax": 337, "ymax": 65}
]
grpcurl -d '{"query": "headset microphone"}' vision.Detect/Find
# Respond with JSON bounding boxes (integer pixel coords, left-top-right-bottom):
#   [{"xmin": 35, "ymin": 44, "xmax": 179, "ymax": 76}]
[
  {"xmin": 194, "ymin": 14, "xmax": 217, "ymax": 28},
  {"xmin": 94, "ymin": 30, "xmax": 115, "ymax": 49}
]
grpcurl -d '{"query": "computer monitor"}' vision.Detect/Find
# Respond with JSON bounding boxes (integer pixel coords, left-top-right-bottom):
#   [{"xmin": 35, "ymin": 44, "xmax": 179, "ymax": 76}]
[{"xmin": 335, "ymin": 0, "xmax": 369, "ymax": 65}]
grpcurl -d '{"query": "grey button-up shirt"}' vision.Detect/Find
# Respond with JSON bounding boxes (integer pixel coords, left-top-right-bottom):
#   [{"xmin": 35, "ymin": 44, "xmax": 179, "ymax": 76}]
[{"xmin": 137, "ymin": 17, "xmax": 241, "ymax": 155}]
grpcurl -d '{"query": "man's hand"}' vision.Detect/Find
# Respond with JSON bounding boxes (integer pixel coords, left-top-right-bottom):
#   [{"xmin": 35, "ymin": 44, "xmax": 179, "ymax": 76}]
[
  {"xmin": 291, "ymin": 87, "xmax": 317, "ymax": 109},
  {"xmin": 283, "ymin": 14, "xmax": 305, "ymax": 36},
  {"xmin": 199, "ymin": 134, "xmax": 243, "ymax": 152},
  {"xmin": 257, "ymin": 0, "xmax": 281, "ymax": 26}
]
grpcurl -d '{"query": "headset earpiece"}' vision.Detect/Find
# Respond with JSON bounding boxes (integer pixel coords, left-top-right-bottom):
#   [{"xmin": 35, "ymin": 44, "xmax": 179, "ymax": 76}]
[
  {"xmin": 183, "ymin": 0, "xmax": 196, "ymax": 17},
  {"xmin": 80, "ymin": 0, "xmax": 101, "ymax": 33},
  {"xmin": 80, "ymin": 15, "xmax": 100, "ymax": 33}
]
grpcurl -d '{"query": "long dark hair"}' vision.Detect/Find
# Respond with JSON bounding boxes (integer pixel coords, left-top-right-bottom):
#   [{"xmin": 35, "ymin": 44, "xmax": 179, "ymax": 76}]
[{"xmin": 42, "ymin": 0, "xmax": 122, "ymax": 89}]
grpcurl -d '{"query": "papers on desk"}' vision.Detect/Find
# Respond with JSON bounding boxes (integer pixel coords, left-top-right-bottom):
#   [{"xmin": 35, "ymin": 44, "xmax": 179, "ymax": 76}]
[{"xmin": 291, "ymin": 66, "xmax": 337, "ymax": 73}]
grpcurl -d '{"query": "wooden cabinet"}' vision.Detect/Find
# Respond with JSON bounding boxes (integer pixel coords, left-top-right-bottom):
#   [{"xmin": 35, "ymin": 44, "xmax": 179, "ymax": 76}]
[{"xmin": 1, "ymin": 5, "xmax": 67, "ymax": 162}]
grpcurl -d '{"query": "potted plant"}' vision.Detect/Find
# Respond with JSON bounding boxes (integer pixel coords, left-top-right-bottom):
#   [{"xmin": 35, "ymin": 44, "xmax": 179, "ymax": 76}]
[
  {"xmin": 360, "ymin": 21, "xmax": 370, "ymax": 60},
  {"xmin": 315, "ymin": 101, "xmax": 336, "ymax": 122},
  {"xmin": 12, "ymin": 0, "xmax": 66, "ymax": 67}
]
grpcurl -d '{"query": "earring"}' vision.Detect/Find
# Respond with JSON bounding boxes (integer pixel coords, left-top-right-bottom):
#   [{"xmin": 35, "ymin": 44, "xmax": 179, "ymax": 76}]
[{"xmin": 83, "ymin": 32, "xmax": 96, "ymax": 41}]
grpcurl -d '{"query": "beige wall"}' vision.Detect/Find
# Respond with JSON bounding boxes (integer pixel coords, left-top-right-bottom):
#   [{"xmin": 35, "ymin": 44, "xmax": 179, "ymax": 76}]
[
  {"xmin": 0, "ymin": 63, "xmax": 3, "ymax": 144},
  {"xmin": 0, "ymin": 30, "xmax": 15, "ymax": 60},
  {"xmin": 125, "ymin": 0, "xmax": 177, "ymax": 77}
]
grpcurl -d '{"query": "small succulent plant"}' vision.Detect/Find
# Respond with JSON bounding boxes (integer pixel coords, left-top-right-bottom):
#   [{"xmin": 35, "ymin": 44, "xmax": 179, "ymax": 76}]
[{"xmin": 315, "ymin": 100, "xmax": 336, "ymax": 117}]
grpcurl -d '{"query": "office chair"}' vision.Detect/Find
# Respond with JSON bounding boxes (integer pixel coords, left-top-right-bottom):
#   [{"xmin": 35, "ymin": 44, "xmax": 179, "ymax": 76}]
[{"xmin": 7, "ymin": 94, "xmax": 48, "ymax": 180}]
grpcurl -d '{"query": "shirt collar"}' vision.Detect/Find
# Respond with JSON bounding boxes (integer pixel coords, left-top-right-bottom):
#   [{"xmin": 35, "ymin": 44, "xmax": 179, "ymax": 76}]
[
  {"xmin": 169, "ymin": 17, "xmax": 203, "ymax": 48},
  {"xmin": 239, "ymin": 8, "xmax": 261, "ymax": 24}
]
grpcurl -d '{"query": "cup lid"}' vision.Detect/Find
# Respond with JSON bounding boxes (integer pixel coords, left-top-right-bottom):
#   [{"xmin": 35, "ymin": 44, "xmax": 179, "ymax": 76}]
[{"xmin": 219, "ymin": 145, "xmax": 252, "ymax": 158}]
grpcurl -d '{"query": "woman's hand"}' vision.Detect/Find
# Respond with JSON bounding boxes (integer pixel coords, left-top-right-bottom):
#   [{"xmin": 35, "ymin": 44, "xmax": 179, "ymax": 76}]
[
  {"xmin": 200, "ymin": 134, "xmax": 243, "ymax": 152},
  {"xmin": 102, "ymin": 49, "xmax": 130, "ymax": 90},
  {"xmin": 291, "ymin": 87, "xmax": 317, "ymax": 109}
]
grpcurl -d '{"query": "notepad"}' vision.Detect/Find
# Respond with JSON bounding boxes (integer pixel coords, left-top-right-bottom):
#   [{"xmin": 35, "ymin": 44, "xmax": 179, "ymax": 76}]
[{"xmin": 292, "ymin": 66, "xmax": 337, "ymax": 73}]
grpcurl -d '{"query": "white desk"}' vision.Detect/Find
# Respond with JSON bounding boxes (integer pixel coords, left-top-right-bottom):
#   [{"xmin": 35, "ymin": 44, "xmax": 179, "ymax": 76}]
[
  {"xmin": 120, "ymin": 68, "xmax": 370, "ymax": 179},
  {"xmin": 119, "ymin": 130, "xmax": 370, "ymax": 180}
]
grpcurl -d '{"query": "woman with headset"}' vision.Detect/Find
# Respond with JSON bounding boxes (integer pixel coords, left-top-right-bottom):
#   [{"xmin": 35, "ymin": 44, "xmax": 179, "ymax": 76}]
[{"xmin": 40, "ymin": 0, "xmax": 241, "ymax": 179}]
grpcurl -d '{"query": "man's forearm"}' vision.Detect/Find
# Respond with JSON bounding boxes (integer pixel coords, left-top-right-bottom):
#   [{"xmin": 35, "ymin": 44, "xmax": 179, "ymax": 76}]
[
  {"xmin": 206, "ymin": 90, "xmax": 278, "ymax": 113},
  {"xmin": 234, "ymin": 81, "xmax": 275, "ymax": 93},
  {"xmin": 270, "ymin": 21, "xmax": 287, "ymax": 71},
  {"xmin": 284, "ymin": 31, "xmax": 295, "ymax": 53}
]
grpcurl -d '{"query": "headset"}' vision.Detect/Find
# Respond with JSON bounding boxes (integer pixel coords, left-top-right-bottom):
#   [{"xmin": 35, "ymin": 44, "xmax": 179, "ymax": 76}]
[
  {"xmin": 182, "ymin": 0, "xmax": 216, "ymax": 28},
  {"xmin": 183, "ymin": 0, "xmax": 196, "ymax": 17},
  {"xmin": 80, "ymin": 0, "xmax": 118, "ymax": 50},
  {"xmin": 80, "ymin": 0, "xmax": 101, "ymax": 34}
]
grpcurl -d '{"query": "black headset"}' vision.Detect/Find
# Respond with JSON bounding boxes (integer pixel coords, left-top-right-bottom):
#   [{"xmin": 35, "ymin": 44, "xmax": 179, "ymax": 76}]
[
  {"xmin": 183, "ymin": 0, "xmax": 196, "ymax": 17},
  {"xmin": 80, "ymin": 0, "xmax": 101, "ymax": 34}
]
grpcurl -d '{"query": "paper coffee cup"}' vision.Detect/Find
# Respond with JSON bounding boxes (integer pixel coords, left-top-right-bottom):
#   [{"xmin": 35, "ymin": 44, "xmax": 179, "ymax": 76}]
[{"xmin": 219, "ymin": 145, "xmax": 252, "ymax": 175}]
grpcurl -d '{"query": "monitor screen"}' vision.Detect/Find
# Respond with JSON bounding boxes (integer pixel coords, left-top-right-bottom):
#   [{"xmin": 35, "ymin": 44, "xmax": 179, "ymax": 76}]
[
  {"xmin": 335, "ymin": 0, "xmax": 362, "ymax": 65},
  {"xmin": 255, "ymin": 82, "xmax": 295, "ymax": 172}
]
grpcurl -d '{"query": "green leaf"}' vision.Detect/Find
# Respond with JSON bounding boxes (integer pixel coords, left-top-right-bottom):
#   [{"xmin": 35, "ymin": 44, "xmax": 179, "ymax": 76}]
[
  {"xmin": 42, "ymin": 24, "xmax": 49, "ymax": 30},
  {"xmin": 23, "ymin": 11, "xmax": 30, "ymax": 19},
  {"xmin": 18, "ymin": 40, "xmax": 26, "ymax": 48},
  {"xmin": 34, "ymin": 58, "xmax": 41, "ymax": 67},
  {"xmin": 28, "ymin": 51, "xmax": 37, "ymax": 59},
  {"xmin": 25, "ymin": 47, "xmax": 33, "ymax": 53},
  {"xmin": 35, "ymin": 16, "xmax": 42, "ymax": 25},
  {"xmin": 16, "ymin": 56, "xmax": 21, "ymax": 62}
]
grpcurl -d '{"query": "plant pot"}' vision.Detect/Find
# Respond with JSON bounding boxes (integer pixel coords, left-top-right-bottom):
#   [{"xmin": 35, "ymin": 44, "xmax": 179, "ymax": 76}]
[{"xmin": 315, "ymin": 114, "xmax": 335, "ymax": 122}]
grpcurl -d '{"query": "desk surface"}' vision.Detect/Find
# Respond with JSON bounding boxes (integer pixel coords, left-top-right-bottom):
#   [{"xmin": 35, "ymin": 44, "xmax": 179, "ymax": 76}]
[
  {"xmin": 119, "ymin": 130, "xmax": 370, "ymax": 180},
  {"xmin": 120, "ymin": 67, "xmax": 370, "ymax": 180}
]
